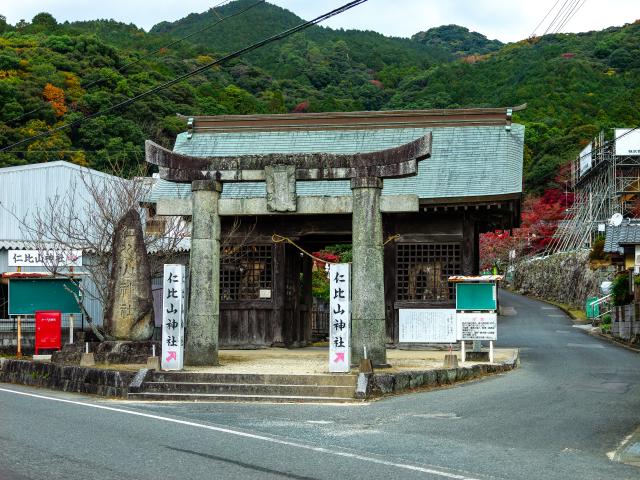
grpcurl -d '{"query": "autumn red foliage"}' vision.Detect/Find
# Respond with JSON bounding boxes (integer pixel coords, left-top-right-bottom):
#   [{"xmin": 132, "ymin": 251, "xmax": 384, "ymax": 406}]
[
  {"xmin": 42, "ymin": 83, "xmax": 66, "ymax": 117},
  {"xmin": 480, "ymin": 187, "xmax": 574, "ymax": 270},
  {"xmin": 292, "ymin": 100, "xmax": 309, "ymax": 113}
]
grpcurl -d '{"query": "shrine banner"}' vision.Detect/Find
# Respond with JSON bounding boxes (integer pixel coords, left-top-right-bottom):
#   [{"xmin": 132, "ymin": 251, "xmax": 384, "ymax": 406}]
[
  {"xmin": 329, "ymin": 263, "xmax": 351, "ymax": 373},
  {"xmin": 161, "ymin": 264, "xmax": 186, "ymax": 370}
]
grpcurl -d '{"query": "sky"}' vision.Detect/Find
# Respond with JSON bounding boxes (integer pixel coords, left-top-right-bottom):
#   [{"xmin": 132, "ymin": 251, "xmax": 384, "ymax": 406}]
[{"xmin": 2, "ymin": 0, "xmax": 640, "ymax": 42}]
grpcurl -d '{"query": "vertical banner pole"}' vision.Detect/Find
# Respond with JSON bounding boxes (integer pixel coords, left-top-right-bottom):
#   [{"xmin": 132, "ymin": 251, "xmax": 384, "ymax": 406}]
[
  {"xmin": 162, "ymin": 264, "xmax": 186, "ymax": 370},
  {"xmin": 329, "ymin": 263, "xmax": 351, "ymax": 373},
  {"xmin": 69, "ymin": 314, "xmax": 74, "ymax": 344},
  {"xmin": 17, "ymin": 316, "xmax": 22, "ymax": 358},
  {"xmin": 489, "ymin": 340, "xmax": 494, "ymax": 363},
  {"xmin": 461, "ymin": 340, "xmax": 466, "ymax": 363}
]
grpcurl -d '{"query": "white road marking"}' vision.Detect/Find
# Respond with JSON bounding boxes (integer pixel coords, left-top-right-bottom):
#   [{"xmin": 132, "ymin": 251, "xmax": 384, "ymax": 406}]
[
  {"xmin": 566, "ymin": 343, "xmax": 605, "ymax": 349},
  {"xmin": 541, "ymin": 307, "xmax": 556, "ymax": 310},
  {"xmin": 0, "ymin": 386, "xmax": 481, "ymax": 480},
  {"xmin": 548, "ymin": 314, "xmax": 565, "ymax": 317}
]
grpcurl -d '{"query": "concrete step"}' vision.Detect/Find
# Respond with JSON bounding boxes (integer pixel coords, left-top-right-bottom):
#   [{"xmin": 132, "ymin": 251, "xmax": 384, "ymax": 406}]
[
  {"xmin": 148, "ymin": 372, "xmax": 357, "ymax": 387},
  {"xmin": 142, "ymin": 381, "xmax": 354, "ymax": 398},
  {"xmin": 127, "ymin": 392, "xmax": 356, "ymax": 403}
]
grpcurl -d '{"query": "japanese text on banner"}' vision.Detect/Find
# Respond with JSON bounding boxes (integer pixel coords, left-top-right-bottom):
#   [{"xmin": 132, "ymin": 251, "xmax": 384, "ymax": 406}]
[
  {"xmin": 329, "ymin": 263, "xmax": 350, "ymax": 373},
  {"xmin": 161, "ymin": 264, "xmax": 186, "ymax": 370}
]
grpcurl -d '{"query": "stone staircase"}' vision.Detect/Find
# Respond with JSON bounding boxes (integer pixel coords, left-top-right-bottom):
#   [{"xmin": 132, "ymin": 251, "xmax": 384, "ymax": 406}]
[{"xmin": 127, "ymin": 371, "xmax": 358, "ymax": 403}]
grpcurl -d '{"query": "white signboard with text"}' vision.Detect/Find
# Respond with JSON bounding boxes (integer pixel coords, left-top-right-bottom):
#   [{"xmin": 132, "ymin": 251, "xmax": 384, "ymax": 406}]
[
  {"xmin": 457, "ymin": 312, "xmax": 497, "ymax": 341},
  {"xmin": 329, "ymin": 263, "xmax": 350, "ymax": 372},
  {"xmin": 8, "ymin": 249, "xmax": 82, "ymax": 267},
  {"xmin": 161, "ymin": 264, "xmax": 186, "ymax": 370},
  {"xmin": 399, "ymin": 309, "xmax": 457, "ymax": 343},
  {"xmin": 615, "ymin": 128, "xmax": 640, "ymax": 156},
  {"xmin": 579, "ymin": 143, "xmax": 592, "ymax": 175}
]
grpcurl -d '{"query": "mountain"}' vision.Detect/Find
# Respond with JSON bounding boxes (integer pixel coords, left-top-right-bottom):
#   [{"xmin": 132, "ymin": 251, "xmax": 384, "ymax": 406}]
[
  {"xmin": 412, "ymin": 24, "xmax": 503, "ymax": 58},
  {"xmin": 1, "ymin": 2, "xmax": 640, "ymax": 196}
]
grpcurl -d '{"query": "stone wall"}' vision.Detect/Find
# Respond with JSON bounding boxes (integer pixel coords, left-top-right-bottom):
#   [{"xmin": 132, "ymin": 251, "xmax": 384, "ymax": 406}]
[
  {"xmin": 511, "ymin": 251, "xmax": 614, "ymax": 309},
  {"xmin": 0, "ymin": 359, "xmax": 136, "ymax": 398},
  {"xmin": 357, "ymin": 351, "xmax": 520, "ymax": 398}
]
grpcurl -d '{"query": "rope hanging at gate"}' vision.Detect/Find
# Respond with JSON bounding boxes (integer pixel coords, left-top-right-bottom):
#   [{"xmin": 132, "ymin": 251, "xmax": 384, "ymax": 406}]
[{"xmin": 271, "ymin": 233, "xmax": 401, "ymax": 265}]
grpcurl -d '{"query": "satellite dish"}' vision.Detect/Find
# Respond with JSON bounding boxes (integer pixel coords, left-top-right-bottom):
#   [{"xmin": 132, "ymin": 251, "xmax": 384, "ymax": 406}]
[{"xmin": 609, "ymin": 213, "xmax": 623, "ymax": 227}]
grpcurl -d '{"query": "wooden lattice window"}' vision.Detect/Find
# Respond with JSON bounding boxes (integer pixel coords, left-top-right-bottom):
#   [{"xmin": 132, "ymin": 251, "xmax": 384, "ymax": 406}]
[
  {"xmin": 396, "ymin": 243, "xmax": 461, "ymax": 301},
  {"xmin": 221, "ymin": 245, "xmax": 273, "ymax": 301}
]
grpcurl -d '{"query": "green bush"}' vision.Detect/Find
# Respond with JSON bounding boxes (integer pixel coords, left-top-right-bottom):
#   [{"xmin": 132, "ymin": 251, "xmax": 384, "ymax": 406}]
[
  {"xmin": 611, "ymin": 272, "xmax": 632, "ymax": 306},
  {"xmin": 589, "ymin": 236, "xmax": 606, "ymax": 261}
]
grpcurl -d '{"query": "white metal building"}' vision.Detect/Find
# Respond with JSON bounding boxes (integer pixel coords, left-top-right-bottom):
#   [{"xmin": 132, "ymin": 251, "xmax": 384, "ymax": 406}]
[{"xmin": 0, "ymin": 161, "xmax": 120, "ymax": 326}]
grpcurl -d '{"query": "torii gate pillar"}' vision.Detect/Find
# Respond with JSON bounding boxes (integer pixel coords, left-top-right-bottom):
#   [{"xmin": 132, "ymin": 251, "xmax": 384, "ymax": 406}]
[
  {"xmin": 351, "ymin": 176, "xmax": 387, "ymax": 366},
  {"xmin": 185, "ymin": 179, "xmax": 222, "ymax": 366}
]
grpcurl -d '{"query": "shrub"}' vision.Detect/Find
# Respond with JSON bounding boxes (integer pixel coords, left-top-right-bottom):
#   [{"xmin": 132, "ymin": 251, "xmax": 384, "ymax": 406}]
[
  {"xmin": 589, "ymin": 236, "xmax": 606, "ymax": 261},
  {"xmin": 611, "ymin": 273, "xmax": 632, "ymax": 306}
]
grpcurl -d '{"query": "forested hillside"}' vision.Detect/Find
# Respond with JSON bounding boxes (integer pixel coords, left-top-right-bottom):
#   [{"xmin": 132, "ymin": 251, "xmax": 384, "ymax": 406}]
[{"xmin": 1, "ymin": 0, "xmax": 640, "ymax": 196}]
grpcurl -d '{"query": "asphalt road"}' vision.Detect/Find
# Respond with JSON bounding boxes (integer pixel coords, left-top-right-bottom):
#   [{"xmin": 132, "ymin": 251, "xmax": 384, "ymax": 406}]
[{"xmin": 2, "ymin": 290, "xmax": 640, "ymax": 480}]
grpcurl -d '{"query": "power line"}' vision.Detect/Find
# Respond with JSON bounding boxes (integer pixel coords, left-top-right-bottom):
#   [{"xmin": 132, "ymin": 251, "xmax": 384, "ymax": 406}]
[
  {"xmin": 530, "ymin": 0, "xmax": 561, "ymax": 37},
  {"xmin": 551, "ymin": 0, "xmax": 581, "ymax": 34},
  {"xmin": 543, "ymin": 0, "xmax": 573, "ymax": 36},
  {"xmin": 5, "ymin": 0, "xmax": 265, "ymax": 125},
  {"xmin": 1, "ymin": 0, "xmax": 368, "ymax": 154},
  {"xmin": 554, "ymin": 0, "xmax": 586, "ymax": 33}
]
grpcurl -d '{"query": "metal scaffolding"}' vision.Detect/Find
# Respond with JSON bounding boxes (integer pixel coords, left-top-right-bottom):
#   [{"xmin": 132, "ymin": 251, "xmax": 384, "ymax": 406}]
[{"xmin": 551, "ymin": 131, "xmax": 640, "ymax": 253}]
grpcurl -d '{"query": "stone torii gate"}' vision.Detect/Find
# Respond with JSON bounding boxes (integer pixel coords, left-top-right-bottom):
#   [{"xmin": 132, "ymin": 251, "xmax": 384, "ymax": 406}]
[{"xmin": 146, "ymin": 134, "xmax": 431, "ymax": 367}]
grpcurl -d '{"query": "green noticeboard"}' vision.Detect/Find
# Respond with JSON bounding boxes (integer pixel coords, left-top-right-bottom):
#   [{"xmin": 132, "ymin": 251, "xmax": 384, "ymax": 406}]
[
  {"xmin": 455, "ymin": 282, "xmax": 497, "ymax": 311},
  {"xmin": 9, "ymin": 279, "xmax": 81, "ymax": 315}
]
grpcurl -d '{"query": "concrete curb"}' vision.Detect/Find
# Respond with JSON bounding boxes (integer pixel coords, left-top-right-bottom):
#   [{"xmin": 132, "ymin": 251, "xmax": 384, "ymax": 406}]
[
  {"xmin": 362, "ymin": 349, "xmax": 520, "ymax": 399},
  {"xmin": 584, "ymin": 329, "xmax": 640, "ymax": 354},
  {"xmin": 522, "ymin": 294, "xmax": 640, "ymax": 353}
]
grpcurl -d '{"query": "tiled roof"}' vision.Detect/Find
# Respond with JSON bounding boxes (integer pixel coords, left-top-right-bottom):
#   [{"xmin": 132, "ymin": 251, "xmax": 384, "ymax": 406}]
[
  {"xmin": 149, "ymin": 124, "xmax": 524, "ymax": 201},
  {"xmin": 604, "ymin": 222, "xmax": 640, "ymax": 253}
]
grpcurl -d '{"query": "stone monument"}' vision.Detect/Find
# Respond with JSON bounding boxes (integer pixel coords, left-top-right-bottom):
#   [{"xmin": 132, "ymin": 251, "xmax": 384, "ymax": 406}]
[{"xmin": 104, "ymin": 209, "xmax": 155, "ymax": 341}]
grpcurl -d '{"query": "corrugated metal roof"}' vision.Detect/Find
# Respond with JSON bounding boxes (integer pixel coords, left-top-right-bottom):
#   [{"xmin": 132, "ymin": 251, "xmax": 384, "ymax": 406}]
[
  {"xmin": 604, "ymin": 222, "xmax": 640, "ymax": 253},
  {"xmin": 0, "ymin": 161, "xmax": 121, "ymax": 243},
  {"xmin": 155, "ymin": 124, "xmax": 523, "ymax": 200}
]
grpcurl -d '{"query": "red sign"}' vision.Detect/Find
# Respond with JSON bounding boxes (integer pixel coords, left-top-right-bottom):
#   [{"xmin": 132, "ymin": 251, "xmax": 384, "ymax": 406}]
[{"xmin": 35, "ymin": 310, "xmax": 62, "ymax": 354}]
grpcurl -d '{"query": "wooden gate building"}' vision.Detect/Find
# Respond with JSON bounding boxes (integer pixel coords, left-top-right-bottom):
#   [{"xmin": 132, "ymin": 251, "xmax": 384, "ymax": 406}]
[{"xmin": 146, "ymin": 106, "xmax": 525, "ymax": 366}]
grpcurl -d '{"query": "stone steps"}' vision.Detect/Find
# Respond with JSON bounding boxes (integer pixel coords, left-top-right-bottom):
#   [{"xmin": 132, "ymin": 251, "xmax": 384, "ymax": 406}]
[
  {"xmin": 141, "ymin": 381, "xmax": 355, "ymax": 398},
  {"xmin": 128, "ymin": 372, "xmax": 358, "ymax": 403},
  {"xmin": 148, "ymin": 372, "xmax": 356, "ymax": 387},
  {"xmin": 127, "ymin": 392, "xmax": 355, "ymax": 403}
]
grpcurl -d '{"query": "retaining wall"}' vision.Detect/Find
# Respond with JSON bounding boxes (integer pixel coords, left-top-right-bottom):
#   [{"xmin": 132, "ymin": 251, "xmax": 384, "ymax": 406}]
[
  {"xmin": 511, "ymin": 251, "xmax": 613, "ymax": 309},
  {"xmin": 0, "ymin": 359, "xmax": 135, "ymax": 398}
]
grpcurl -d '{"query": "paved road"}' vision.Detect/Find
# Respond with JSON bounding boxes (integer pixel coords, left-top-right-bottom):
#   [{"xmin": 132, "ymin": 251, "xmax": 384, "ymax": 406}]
[{"xmin": 2, "ymin": 290, "xmax": 640, "ymax": 480}]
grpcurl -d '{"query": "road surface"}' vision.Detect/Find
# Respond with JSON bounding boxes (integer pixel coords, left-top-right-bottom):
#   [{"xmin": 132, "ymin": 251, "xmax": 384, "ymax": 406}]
[{"xmin": 1, "ymin": 290, "xmax": 640, "ymax": 479}]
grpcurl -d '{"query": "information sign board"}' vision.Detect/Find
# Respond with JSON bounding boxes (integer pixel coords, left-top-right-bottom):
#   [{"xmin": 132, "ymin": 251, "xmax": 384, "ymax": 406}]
[
  {"xmin": 615, "ymin": 128, "xmax": 640, "ymax": 156},
  {"xmin": 329, "ymin": 263, "xmax": 350, "ymax": 372},
  {"xmin": 35, "ymin": 310, "xmax": 62, "ymax": 354},
  {"xmin": 457, "ymin": 312, "xmax": 497, "ymax": 341},
  {"xmin": 161, "ymin": 264, "xmax": 186, "ymax": 370},
  {"xmin": 398, "ymin": 309, "xmax": 457, "ymax": 343},
  {"xmin": 579, "ymin": 143, "xmax": 592, "ymax": 174},
  {"xmin": 455, "ymin": 282, "xmax": 497, "ymax": 311},
  {"xmin": 8, "ymin": 249, "xmax": 82, "ymax": 267}
]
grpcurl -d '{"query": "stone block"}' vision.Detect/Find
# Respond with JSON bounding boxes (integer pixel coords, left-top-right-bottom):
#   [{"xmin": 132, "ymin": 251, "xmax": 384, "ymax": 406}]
[
  {"xmin": 443, "ymin": 354, "xmax": 459, "ymax": 368},
  {"xmin": 394, "ymin": 373, "xmax": 411, "ymax": 392},
  {"xmin": 80, "ymin": 353, "xmax": 95, "ymax": 367},
  {"xmin": 373, "ymin": 374, "xmax": 395, "ymax": 394},
  {"xmin": 146, "ymin": 356, "xmax": 161, "ymax": 370},
  {"xmin": 423, "ymin": 370, "xmax": 438, "ymax": 386},
  {"xmin": 409, "ymin": 372, "xmax": 424, "ymax": 388}
]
